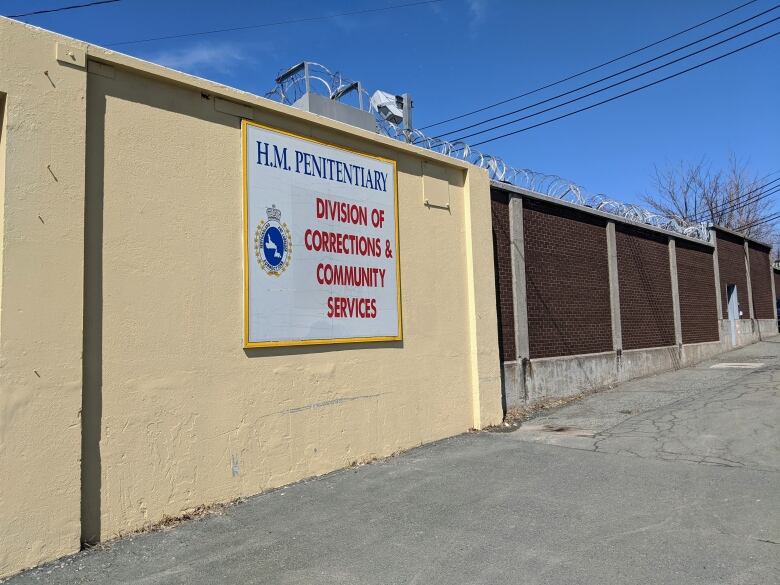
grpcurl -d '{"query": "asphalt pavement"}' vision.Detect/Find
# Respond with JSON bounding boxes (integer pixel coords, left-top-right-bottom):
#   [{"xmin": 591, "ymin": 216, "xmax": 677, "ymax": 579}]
[{"xmin": 6, "ymin": 339, "xmax": 780, "ymax": 584}]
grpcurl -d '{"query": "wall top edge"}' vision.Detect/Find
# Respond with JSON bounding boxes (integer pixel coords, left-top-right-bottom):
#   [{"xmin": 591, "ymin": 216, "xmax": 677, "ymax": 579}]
[
  {"xmin": 710, "ymin": 224, "xmax": 772, "ymax": 250},
  {"xmin": 0, "ymin": 16, "xmax": 477, "ymax": 174},
  {"xmin": 491, "ymin": 181, "xmax": 714, "ymax": 248}
]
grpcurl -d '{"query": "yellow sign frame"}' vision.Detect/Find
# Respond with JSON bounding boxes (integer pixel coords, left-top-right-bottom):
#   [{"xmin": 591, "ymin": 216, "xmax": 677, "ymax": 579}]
[{"xmin": 242, "ymin": 119, "xmax": 403, "ymax": 348}]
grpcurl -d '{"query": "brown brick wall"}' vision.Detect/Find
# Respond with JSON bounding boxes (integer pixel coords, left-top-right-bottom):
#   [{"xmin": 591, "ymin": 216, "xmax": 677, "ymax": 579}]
[
  {"xmin": 749, "ymin": 243, "xmax": 773, "ymax": 319},
  {"xmin": 522, "ymin": 198, "xmax": 612, "ymax": 359},
  {"xmin": 716, "ymin": 231, "xmax": 748, "ymax": 319},
  {"xmin": 616, "ymin": 225, "xmax": 676, "ymax": 350},
  {"xmin": 675, "ymin": 239, "xmax": 719, "ymax": 344},
  {"xmin": 491, "ymin": 190, "xmax": 515, "ymax": 361},
  {"xmin": 490, "ymin": 190, "xmax": 745, "ymax": 362}
]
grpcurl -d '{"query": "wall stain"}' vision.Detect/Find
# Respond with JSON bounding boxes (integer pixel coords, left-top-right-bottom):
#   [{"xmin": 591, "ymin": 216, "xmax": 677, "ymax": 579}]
[{"xmin": 280, "ymin": 393, "xmax": 384, "ymax": 416}]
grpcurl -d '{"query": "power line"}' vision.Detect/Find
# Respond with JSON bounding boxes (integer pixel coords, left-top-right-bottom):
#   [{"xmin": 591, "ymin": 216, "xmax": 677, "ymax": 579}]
[
  {"xmin": 464, "ymin": 29, "xmax": 780, "ymax": 149},
  {"xmin": 705, "ymin": 186, "xmax": 780, "ymax": 215},
  {"xmin": 713, "ymin": 185, "xmax": 780, "ymax": 219},
  {"xmin": 428, "ymin": 4, "xmax": 780, "ymax": 142},
  {"xmin": 735, "ymin": 210, "xmax": 780, "ymax": 231},
  {"xmin": 5, "ymin": 0, "xmax": 120, "ymax": 18},
  {"xmin": 678, "ymin": 184, "xmax": 779, "ymax": 226},
  {"xmin": 420, "ymin": 0, "xmax": 759, "ymax": 130},
  {"xmin": 106, "ymin": 0, "xmax": 445, "ymax": 47},
  {"xmin": 685, "ymin": 176, "xmax": 780, "ymax": 223},
  {"xmin": 445, "ymin": 14, "xmax": 780, "ymax": 144},
  {"xmin": 704, "ymin": 182, "xmax": 780, "ymax": 219}
]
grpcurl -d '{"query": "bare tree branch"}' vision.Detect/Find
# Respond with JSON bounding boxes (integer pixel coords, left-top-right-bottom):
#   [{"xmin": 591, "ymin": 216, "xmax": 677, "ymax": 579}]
[{"xmin": 643, "ymin": 154, "xmax": 777, "ymax": 246}]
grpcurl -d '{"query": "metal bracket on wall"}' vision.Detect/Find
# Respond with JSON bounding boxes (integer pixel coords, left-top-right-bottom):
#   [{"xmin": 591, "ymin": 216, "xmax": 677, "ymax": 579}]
[
  {"xmin": 56, "ymin": 43, "xmax": 86, "ymax": 68},
  {"xmin": 424, "ymin": 199, "xmax": 450, "ymax": 211}
]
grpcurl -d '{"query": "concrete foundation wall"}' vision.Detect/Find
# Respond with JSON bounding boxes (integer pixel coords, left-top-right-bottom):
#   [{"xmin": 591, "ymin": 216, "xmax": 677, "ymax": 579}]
[
  {"xmin": 757, "ymin": 318, "xmax": 778, "ymax": 339},
  {"xmin": 680, "ymin": 340, "xmax": 724, "ymax": 365},
  {"xmin": 618, "ymin": 346, "xmax": 680, "ymax": 382},
  {"xmin": 503, "ymin": 333, "xmax": 773, "ymax": 410},
  {"xmin": 718, "ymin": 318, "xmax": 777, "ymax": 351},
  {"xmin": 720, "ymin": 319, "xmax": 755, "ymax": 349},
  {"xmin": 522, "ymin": 351, "xmax": 618, "ymax": 403}
]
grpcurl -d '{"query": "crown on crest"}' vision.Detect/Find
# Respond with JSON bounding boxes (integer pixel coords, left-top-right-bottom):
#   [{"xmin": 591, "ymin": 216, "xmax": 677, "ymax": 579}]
[{"xmin": 266, "ymin": 204, "xmax": 282, "ymax": 221}]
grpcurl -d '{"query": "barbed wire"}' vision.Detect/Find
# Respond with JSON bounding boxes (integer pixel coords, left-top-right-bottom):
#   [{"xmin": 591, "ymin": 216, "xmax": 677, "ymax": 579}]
[{"xmin": 265, "ymin": 63, "xmax": 711, "ymax": 242}]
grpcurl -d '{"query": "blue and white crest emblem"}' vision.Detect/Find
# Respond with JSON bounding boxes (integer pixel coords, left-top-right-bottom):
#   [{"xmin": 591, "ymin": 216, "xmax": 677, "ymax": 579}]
[{"xmin": 255, "ymin": 204, "xmax": 291, "ymax": 276}]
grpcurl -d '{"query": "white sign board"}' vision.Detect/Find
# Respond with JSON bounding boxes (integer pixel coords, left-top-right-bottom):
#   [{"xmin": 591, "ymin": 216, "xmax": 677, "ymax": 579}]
[{"xmin": 242, "ymin": 121, "xmax": 402, "ymax": 347}]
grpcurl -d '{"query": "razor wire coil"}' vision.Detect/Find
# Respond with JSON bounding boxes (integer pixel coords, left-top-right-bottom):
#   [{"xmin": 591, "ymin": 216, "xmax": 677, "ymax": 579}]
[{"xmin": 266, "ymin": 63, "xmax": 711, "ymax": 242}]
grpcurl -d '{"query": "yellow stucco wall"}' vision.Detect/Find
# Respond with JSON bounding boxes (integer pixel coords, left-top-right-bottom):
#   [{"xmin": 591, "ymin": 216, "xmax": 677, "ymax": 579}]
[
  {"xmin": 0, "ymin": 17, "xmax": 502, "ymax": 577},
  {"xmin": 0, "ymin": 21, "xmax": 88, "ymax": 576}
]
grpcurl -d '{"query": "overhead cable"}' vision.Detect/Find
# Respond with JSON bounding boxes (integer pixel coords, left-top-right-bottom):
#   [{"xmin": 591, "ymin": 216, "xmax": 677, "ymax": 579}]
[
  {"xmin": 5, "ymin": 0, "xmax": 120, "ymax": 18},
  {"xmin": 445, "ymin": 15, "xmax": 780, "ymax": 144},
  {"xmin": 106, "ymin": 0, "xmax": 445, "ymax": 47},
  {"xmin": 735, "ymin": 210, "xmax": 780, "ymax": 231},
  {"xmin": 685, "ymin": 176, "xmax": 780, "ymax": 223},
  {"xmin": 465, "ymin": 30, "xmax": 780, "ymax": 148},
  {"xmin": 420, "ymin": 0, "xmax": 760, "ymax": 130},
  {"xmin": 428, "ymin": 4, "xmax": 780, "ymax": 141}
]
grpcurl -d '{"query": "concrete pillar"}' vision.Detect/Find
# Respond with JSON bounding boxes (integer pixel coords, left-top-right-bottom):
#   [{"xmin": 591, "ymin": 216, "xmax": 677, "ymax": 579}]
[
  {"xmin": 606, "ymin": 221, "xmax": 623, "ymax": 352},
  {"xmin": 463, "ymin": 169, "xmax": 504, "ymax": 429},
  {"xmin": 668, "ymin": 238, "xmax": 683, "ymax": 346},
  {"xmin": 744, "ymin": 240, "xmax": 755, "ymax": 319},
  {"xmin": 509, "ymin": 196, "xmax": 530, "ymax": 361},
  {"xmin": 770, "ymin": 265, "xmax": 778, "ymax": 322},
  {"xmin": 710, "ymin": 228, "xmax": 723, "ymax": 327}
]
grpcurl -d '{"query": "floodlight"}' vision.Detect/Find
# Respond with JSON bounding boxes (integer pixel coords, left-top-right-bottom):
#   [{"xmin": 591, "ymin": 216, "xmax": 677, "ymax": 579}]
[{"xmin": 371, "ymin": 90, "xmax": 404, "ymax": 125}]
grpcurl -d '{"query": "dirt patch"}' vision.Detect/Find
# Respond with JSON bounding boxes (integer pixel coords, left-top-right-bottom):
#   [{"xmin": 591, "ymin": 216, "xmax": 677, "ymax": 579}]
[
  {"xmin": 487, "ymin": 385, "xmax": 613, "ymax": 432},
  {"xmin": 107, "ymin": 499, "xmax": 242, "ymax": 543},
  {"xmin": 151, "ymin": 503, "xmax": 230, "ymax": 530}
]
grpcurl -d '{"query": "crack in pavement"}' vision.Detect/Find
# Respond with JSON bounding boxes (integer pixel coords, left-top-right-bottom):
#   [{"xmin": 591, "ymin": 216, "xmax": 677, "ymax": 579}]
[{"xmin": 508, "ymin": 341, "xmax": 780, "ymax": 472}]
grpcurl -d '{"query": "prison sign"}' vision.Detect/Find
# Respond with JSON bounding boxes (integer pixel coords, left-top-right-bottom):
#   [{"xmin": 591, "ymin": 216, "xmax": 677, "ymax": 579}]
[{"xmin": 242, "ymin": 121, "xmax": 401, "ymax": 347}]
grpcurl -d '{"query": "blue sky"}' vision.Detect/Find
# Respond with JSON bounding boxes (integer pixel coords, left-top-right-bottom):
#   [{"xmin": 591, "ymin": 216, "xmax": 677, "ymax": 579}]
[{"xmin": 6, "ymin": 0, "xmax": 779, "ymax": 206}]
